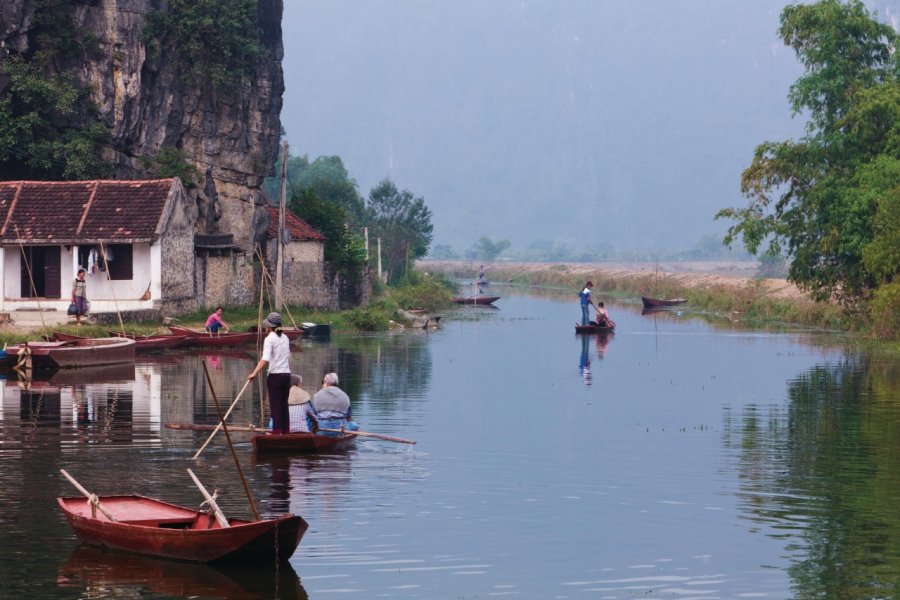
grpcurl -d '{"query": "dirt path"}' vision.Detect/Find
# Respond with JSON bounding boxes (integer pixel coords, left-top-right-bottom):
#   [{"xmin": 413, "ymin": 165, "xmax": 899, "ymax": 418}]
[{"xmin": 422, "ymin": 260, "xmax": 807, "ymax": 301}]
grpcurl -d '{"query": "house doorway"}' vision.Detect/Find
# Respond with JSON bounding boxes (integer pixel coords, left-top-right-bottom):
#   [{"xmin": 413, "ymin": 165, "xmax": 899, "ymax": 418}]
[{"xmin": 20, "ymin": 246, "xmax": 61, "ymax": 298}]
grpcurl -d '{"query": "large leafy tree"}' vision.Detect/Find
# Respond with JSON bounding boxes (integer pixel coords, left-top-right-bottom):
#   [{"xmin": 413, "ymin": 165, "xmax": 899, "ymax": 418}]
[
  {"xmin": 716, "ymin": 0, "xmax": 899, "ymax": 306},
  {"xmin": 367, "ymin": 178, "xmax": 433, "ymax": 284},
  {"xmin": 265, "ymin": 153, "xmax": 365, "ymax": 223},
  {"xmin": 288, "ymin": 189, "xmax": 366, "ymax": 277}
]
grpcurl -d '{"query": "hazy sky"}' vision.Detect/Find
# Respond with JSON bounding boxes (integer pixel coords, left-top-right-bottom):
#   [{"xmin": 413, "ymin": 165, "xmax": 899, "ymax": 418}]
[{"xmin": 280, "ymin": 0, "xmax": 898, "ymax": 255}]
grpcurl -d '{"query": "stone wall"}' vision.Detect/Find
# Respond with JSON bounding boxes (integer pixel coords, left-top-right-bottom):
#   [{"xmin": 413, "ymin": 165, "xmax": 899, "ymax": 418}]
[
  {"xmin": 194, "ymin": 251, "xmax": 256, "ymax": 310},
  {"xmin": 158, "ymin": 181, "xmax": 198, "ymax": 315}
]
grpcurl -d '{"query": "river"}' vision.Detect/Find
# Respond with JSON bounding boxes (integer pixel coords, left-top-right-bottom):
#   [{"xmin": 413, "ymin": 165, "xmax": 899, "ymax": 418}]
[{"xmin": 1, "ymin": 285, "xmax": 899, "ymax": 599}]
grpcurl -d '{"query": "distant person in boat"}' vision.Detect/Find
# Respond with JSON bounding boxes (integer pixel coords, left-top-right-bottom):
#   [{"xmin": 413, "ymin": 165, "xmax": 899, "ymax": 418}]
[
  {"xmin": 592, "ymin": 302, "xmax": 610, "ymax": 327},
  {"xmin": 71, "ymin": 268, "xmax": 88, "ymax": 325},
  {"xmin": 204, "ymin": 307, "xmax": 229, "ymax": 334},
  {"xmin": 478, "ymin": 264, "xmax": 486, "ymax": 283},
  {"xmin": 312, "ymin": 372, "xmax": 359, "ymax": 436},
  {"xmin": 288, "ymin": 374, "xmax": 319, "ymax": 433},
  {"xmin": 248, "ymin": 312, "xmax": 292, "ymax": 434},
  {"xmin": 579, "ymin": 281, "xmax": 594, "ymax": 325}
]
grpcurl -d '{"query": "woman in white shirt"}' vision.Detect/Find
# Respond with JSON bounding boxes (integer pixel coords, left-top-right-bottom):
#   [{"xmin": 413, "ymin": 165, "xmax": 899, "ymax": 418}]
[{"xmin": 248, "ymin": 312, "xmax": 292, "ymax": 434}]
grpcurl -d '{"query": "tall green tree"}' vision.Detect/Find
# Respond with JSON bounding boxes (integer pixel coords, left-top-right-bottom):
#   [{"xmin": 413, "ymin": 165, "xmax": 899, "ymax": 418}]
[
  {"xmin": 367, "ymin": 178, "xmax": 433, "ymax": 284},
  {"xmin": 265, "ymin": 153, "xmax": 365, "ymax": 223},
  {"xmin": 288, "ymin": 189, "xmax": 366, "ymax": 278},
  {"xmin": 716, "ymin": 0, "xmax": 899, "ymax": 307}
]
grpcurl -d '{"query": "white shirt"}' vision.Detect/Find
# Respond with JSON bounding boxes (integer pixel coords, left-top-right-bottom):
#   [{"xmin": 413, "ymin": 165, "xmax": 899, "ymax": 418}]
[{"xmin": 261, "ymin": 331, "xmax": 291, "ymax": 374}]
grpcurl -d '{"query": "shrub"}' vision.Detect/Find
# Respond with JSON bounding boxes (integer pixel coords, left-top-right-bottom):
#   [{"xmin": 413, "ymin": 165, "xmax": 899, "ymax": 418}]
[{"xmin": 867, "ymin": 282, "xmax": 900, "ymax": 340}]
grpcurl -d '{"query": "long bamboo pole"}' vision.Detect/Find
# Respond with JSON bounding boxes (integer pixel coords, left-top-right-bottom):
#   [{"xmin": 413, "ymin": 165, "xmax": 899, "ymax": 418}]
[
  {"xmin": 192, "ymin": 379, "xmax": 251, "ymax": 459},
  {"xmin": 60, "ymin": 469, "xmax": 118, "ymax": 521},
  {"xmin": 201, "ymin": 360, "xmax": 260, "ymax": 521},
  {"xmin": 186, "ymin": 468, "xmax": 230, "ymax": 528}
]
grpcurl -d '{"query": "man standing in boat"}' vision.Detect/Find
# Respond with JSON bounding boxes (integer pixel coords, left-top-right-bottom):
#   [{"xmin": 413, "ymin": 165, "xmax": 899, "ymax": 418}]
[
  {"xmin": 579, "ymin": 281, "xmax": 594, "ymax": 325},
  {"xmin": 312, "ymin": 373, "xmax": 358, "ymax": 435}
]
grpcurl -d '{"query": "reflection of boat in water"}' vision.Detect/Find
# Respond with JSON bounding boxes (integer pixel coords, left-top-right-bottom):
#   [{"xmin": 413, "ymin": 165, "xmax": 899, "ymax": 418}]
[
  {"xmin": 57, "ymin": 494, "xmax": 308, "ymax": 563},
  {"xmin": 252, "ymin": 431, "xmax": 357, "ymax": 454},
  {"xmin": 10, "ymin": 362, "xmax": 137, "ymax": 388},
  {"xmin": 58, "ymin": 545, "xmax": 308, "ymax": 599}
]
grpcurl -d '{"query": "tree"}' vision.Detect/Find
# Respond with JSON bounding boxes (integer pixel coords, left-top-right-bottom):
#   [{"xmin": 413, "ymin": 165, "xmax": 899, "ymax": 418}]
[
  {"xmin": 366, "ymin": 178, "xmax": 433, "ymax": 284},
  {"xmin": 265, "ymin": 153, "xmax": 364, "ymax": 223},
  {"xmin": 466, "ymin": 237, "xmax": 510, "ymax": 261},
  {"xmin": 288, "ymin": 189, "xmax": 366, "ymax": 277},
  {"xmin": 716, "ymin": 0, "xmax": 899, "ymax": 307}
]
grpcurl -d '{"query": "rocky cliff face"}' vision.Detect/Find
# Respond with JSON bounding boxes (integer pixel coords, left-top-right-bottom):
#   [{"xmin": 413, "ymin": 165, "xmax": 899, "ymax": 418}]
[{"xmin": 0, "ymin": 0, "xmax": 283, "ymax": 252}]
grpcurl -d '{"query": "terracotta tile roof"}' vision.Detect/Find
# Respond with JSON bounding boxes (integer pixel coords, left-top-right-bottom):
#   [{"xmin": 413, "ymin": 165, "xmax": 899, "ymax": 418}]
[
  {"xmin": 264, "ymin": 205, "xmax": 325, "ymax": 242},
  {"xmin": 0, "ymin": 179, "xmax": 176, "ymax": 243}
]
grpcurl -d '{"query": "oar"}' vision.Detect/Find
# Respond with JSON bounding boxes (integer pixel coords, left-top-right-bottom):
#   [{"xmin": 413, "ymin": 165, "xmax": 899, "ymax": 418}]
[
  {"xmin": 168, "ymin": 423, "xmax": 258, "ymax": 432},
  {"xmin": 186, "ymin": 468, "xmax": 230, "ymax": 528},
  {"xmin": 192, "ymin": 379, "xmax": 251, "ymax": 459},
  {"xmin": 318, "ymin": 428, "xmax": 416, "ymax": 444},
  {"xmin": 60, "ymin": 469, "xmax": 117, "ymax": 522}
]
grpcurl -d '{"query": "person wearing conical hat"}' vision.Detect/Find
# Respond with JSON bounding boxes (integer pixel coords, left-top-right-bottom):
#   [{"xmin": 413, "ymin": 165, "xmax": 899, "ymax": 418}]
[{"xmin": 248, "ymin": 312, "xmax": 292, "ymax": 434}]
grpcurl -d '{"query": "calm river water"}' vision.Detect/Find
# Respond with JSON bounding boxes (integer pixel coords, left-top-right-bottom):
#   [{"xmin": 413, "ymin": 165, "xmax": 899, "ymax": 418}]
[{"xmin": 2, "ymin": 286, "xmax": 899, "ymax": 599}]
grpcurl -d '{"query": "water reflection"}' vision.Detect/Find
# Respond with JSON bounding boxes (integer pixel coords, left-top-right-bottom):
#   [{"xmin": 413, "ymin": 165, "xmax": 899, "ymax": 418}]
[
  {"xmin": 578, "ymin": 334, "xmax": 592, "ymax": 385},
  {"xmin": 58, "ymin": 546, "xmax": 308, "ymax": 599},
  {"xmin": 253, "ymin": 453, "xmax": 354, "ymax": 519},
  {"xmin": 726, "ymin": 358, "xmax": 900, "ymax": 597}
]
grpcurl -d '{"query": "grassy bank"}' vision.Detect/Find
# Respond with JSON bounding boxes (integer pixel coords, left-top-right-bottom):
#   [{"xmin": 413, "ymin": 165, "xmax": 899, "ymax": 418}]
[{"xmin": 426, "ymin": 262, "xmax": 854, "ymax": 333}]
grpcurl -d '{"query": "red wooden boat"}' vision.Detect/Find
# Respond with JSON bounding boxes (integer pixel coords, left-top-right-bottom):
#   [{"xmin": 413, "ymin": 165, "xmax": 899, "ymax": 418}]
[
  {"xmin": 106, "ymin": 330, "xmax": 187, "ymax": 351},
  {"xmin": 251, "ymin": 431, "xmax": 357, "ymax": 453},
  {"xmin": 641, "ymin": 296, "xmax": 687, "ymax": 309},
  {"xmin": 167, "ymin": 325, "xmax": 256, "ymax": 347},
  {"xmin": 3, "ymin": 337, "xmax": 135, "ymax": 369},
  {"xmin": 575, "ymin": 319, "xmax": 616, "ymax": 334},
  {"xmin": 451, "ymin": 295, "xmax": 501, "ymax": 306},
  {"xmin": 58, "ymin": 494, "xmax": 307, "ymax": 563}
]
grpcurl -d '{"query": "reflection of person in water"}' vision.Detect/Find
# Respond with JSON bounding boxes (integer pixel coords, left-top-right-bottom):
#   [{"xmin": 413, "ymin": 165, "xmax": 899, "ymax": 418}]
[
  {"xmin": 596, "ymin": 333, "xmax": 611, "ymax": 358},
  {"xmin": 579, "ymin": 335, "xmax": 592, "ymax": 385}
]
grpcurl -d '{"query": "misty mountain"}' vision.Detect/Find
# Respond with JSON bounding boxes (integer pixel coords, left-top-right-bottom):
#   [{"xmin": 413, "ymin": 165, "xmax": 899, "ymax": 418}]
[{"xmin": 280, "ymin": 0, "xmax": 898, "ymax": 255}]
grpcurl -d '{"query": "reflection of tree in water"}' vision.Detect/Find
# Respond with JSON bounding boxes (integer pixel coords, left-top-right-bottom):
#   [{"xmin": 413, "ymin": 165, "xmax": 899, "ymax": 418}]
[
  {"xmin": 331, "ymin": 335, "xmax": 432, "ymax": 410},
  {"xmin": 723, "ymin": 357, "xmax": 900, "ymax": 597}
]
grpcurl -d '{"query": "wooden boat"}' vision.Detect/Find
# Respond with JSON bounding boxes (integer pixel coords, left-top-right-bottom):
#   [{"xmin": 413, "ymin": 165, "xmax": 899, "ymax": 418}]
[
  {"xmin": 167, "ymin": 325, "xmax": 256, "ymax": 347},
  {"xmin": 57, "ymin": 494, "xmax": 308, "ymax": 563},
  {"xmin": 252, "ymin": 431, "xmax": 357, "ymax": 453},
  {"xmin": 575, "ymin": 320, "xmax": 616, "ymax": 334},
  {"xmin": 641, "ymin": 296, "xmax": 687, "ymax": 309},
  {"xmin": 106, "ymin": 330, "xmax": 188, "ymax": 351},
  {"xmin": 3, "ymin": 337, "xmax": 135, "ymax": 369},
  {"xmin": 450, "ymin": 295, "xmax": 501, "ymax": 306},
  {"xmin": 246, "ymin": 324, "xmax": 304, "ymax": 341}
]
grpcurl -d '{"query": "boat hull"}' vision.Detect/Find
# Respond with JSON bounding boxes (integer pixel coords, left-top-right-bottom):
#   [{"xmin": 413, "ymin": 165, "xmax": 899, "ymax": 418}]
[
  {"xmin": 106, "ymin": 331, "xmax": 187, "ymax": 351},
  {"xmin": 451, "ymin": 296, "xmax": 500, "ymax": 306},
  {"xmin": 168, "ymin": 326, "xmax": 256, "ymax": 347},
  {"xmin": 575, "ymin": 323, "xmax": 616, "ymax": 334},
  {"xmin": 6, "ymin": 337, "xmax": 135, "ymax": 368},
  {"xmin": 252, "ymin": 432, "xmax": 357, "ymax": 454},
  {"xmin": 58, "ymin": 495, "xmax": 307, "ymax": 563},
  {"xmin": 641, "ymin": 296, "xmax": 687, "ymax": 309}
]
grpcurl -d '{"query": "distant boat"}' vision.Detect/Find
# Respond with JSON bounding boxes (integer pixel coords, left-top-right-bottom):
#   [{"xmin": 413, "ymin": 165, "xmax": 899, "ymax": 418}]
[
  {"xmin": 641, "ymin": 296, "xmax": 687, "ymax": 309},
  {"xmin": 575, "ymin": 320, "xmax": 616, "ymax": 334},
  {"xmin": 451, "ymin": 295, "xmax": 500, "ymax": 306},
  {"xmin": 168, "ymin": 326, "xmax": 256, "ymax": 347}
]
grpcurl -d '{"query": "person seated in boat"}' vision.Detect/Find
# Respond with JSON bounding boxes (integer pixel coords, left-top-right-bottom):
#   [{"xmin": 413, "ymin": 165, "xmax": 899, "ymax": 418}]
[
  {"xmin": 312, "ymin": 372, "xmax": 359, "ymax": 436},
  {"xmin": 579, "ymin": 281, "xmax": 595, "ymax": 325},
  {"xmin": 204, "ymin": 307, "xmax": 229, "ymax": 334},
  {"xmin": 288, "ymin": 374, "xmax": 319, "ymax": 433},
  {"xmin": 592, "ymin": 301, "xmax": 610, "ymax": 327}
]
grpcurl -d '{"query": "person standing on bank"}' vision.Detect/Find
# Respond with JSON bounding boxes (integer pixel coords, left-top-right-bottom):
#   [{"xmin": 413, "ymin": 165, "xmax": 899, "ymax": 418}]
[
  {"xmin": 247, "ymin": 312, "xmax": 292, "ymax": 434},
  {"xmin": 72, "ymin": 268, "xmax": 88, "ymax": 325},
  {"xmin": 579, "ymin": 281, "xmax": 595, "ymax": 325}
]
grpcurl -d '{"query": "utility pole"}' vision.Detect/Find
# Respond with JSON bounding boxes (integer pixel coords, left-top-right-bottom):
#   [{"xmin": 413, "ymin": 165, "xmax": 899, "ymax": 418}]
[
  {"xmin": 377, "ymin": 237, "xmax": 383, "ymax": 282},
  {"xmin": 364, "ymin": 227, "xmax": 369, "ymax": 262},
  {"xmin": 275, "ymin": 140, "xmax": 288, "ymax": 310}
]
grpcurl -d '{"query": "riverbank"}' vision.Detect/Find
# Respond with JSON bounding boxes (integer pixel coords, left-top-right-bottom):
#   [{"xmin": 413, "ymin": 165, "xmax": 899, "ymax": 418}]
[{"xmin": 421, "ymin": 259, "xmax": 851, "ymax": 332}]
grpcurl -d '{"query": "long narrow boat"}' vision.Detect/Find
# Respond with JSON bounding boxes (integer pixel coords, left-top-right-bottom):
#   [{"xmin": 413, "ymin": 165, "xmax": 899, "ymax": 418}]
[
  {"xmin": 641, "ymin": 296, "xmax": 687, "ymax": 309},
  {"xmin": 450, "ymin": 295, "xmax": 501, "ymax": 306},
  {"xmin": 106, "ymin": 330, "xmax": 188, "ymax": 351},
  {"xmin": 3, "ymin": 337, "xmax": 135, "ymax": 369},
  {"xmin": 246, "ymin": 325, "xmax": 304, "ymax": 341},
  {"xmin": 574, "ymin": 320, "xmax": 616, "ymax": 334},
  {"xmin": 252, "ymin": 431, "xmax": 357, "ymax": 454},
  {"xmin": 58, "ymin": 494, "xmax": 307, "ymax": 563},
  {"xmin": 167, "ymin": 325, "xmax": 255, "ymax": 347}
]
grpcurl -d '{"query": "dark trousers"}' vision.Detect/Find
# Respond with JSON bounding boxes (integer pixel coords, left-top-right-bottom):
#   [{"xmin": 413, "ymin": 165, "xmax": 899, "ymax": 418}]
[{"xmin": 267, "ymin": 373, "xmax": 291, "ymax": 434}]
